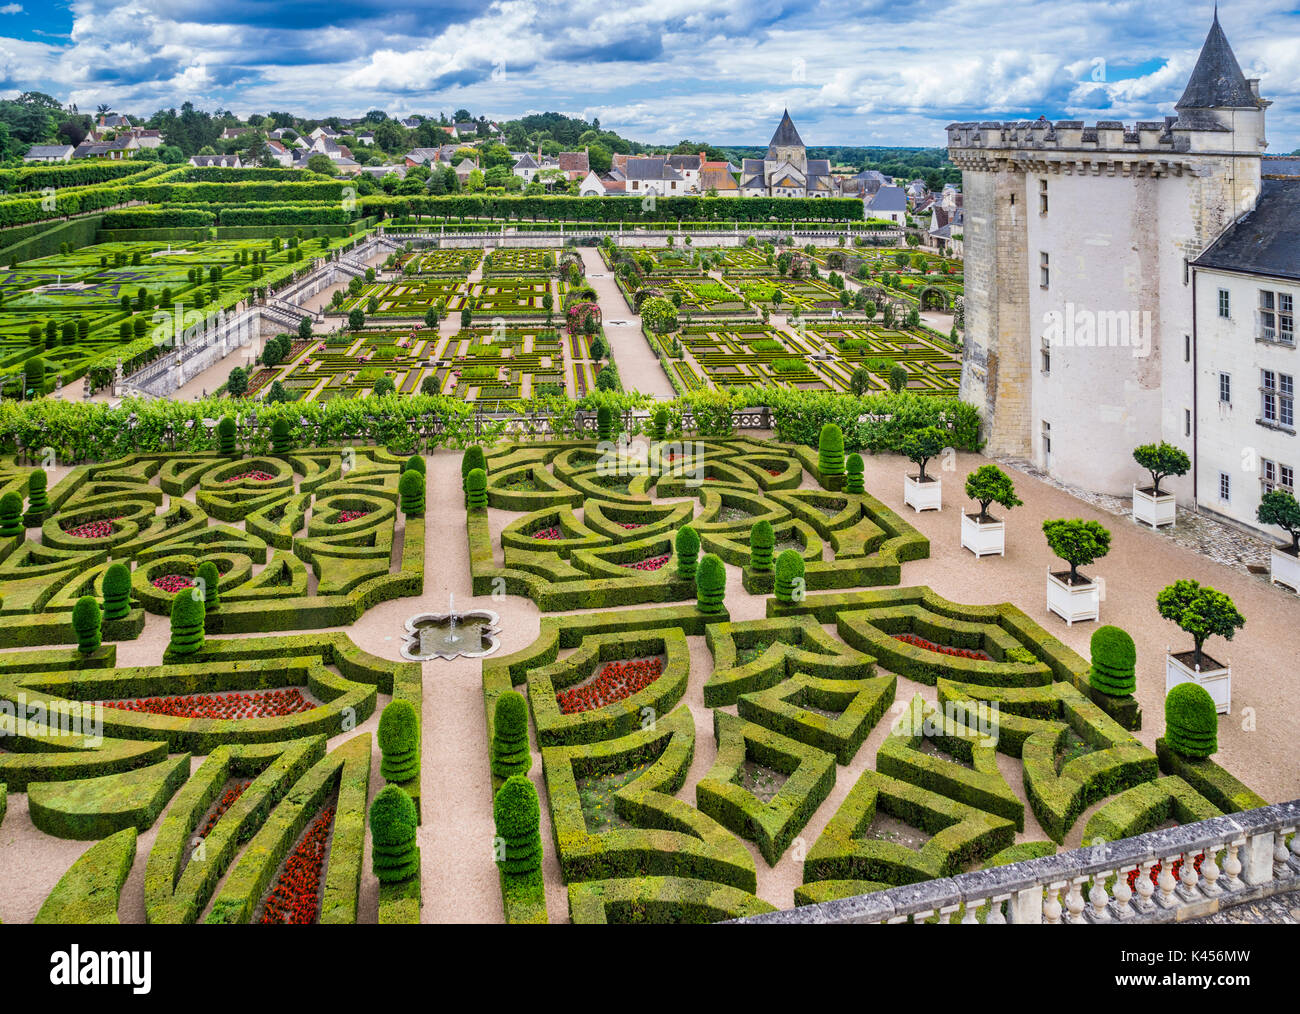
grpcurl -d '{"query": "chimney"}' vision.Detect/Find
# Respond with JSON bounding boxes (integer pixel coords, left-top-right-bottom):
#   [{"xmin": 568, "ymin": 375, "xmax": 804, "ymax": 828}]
[{"xmin": 1247, "ymin": 78, "xmax": 1261, "ymax": 99}]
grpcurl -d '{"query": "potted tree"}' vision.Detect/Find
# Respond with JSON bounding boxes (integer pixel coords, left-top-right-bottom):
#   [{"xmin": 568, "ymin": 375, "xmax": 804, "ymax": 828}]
[
  {"xmin": 1158, "ymin": 579, "xmax": 1243, "ymax": 714},
  {"xmin": 899, "ymin": 425, "xmax": 946, "ymax": 512},
  {"xmin": 1042, "ymin": 518, "xmax": 1110, "ymax": 624},
  {"xmin": 1131, "ymin": 442, "xmax": 1189, "ymax": 529},
  {"xmin": 961, "ymin": 464, "xmax": 1022, "ymax": 558},
  {"xmin": 1256, "ymin": 488, "xmax": 1300, "ymax": 593}
]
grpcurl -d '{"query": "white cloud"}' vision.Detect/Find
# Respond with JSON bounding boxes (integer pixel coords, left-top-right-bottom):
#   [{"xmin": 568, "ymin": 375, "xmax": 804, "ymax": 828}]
[{"xmin": 0, "ymin": 5, "xmax": 24, "ymax": 16}]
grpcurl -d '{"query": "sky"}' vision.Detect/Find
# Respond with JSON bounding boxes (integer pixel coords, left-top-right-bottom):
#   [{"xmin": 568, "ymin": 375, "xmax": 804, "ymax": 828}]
[{"xmin": 1, "ymin": 0, "xmax": 1298, "ymax": 152}]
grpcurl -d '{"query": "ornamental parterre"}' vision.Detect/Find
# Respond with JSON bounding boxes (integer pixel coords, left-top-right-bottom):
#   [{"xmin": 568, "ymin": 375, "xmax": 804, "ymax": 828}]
[
  {"xmin": 259, "ymin": 806, "xmax": 335, "ymax": 925},
  {"xmin": 102, "ymin": 688, "xmax": 316, "ymax": 720},
  {"xmin": 556, "ymin": 657, "xmax": 666, "ymax": 714}
]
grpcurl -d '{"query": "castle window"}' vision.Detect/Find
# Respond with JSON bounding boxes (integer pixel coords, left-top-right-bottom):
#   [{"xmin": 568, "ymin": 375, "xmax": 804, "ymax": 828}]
[
  {"xmin": 1219, "ymin": 372, "xmax": 1231, "ymax": 404},
  {"xmin": 1218, "ymin": 288, "xmax": 1230, "ymax": 319},
  {"xmin": 1039, "ymin": 179, "xmax": 1048, "ymax": 215},
  {"xmin": 1185, "ymin": 334, "xmax": 1191, "ymax": 363},
  {"xmin": 1260, "ymin": 370, "xmax": 1294, "ymax": 428},
  {"xmin": 1185, "ymin": 409, "xmax": 1192, "ymax": 437},
  {"xmin": 1039, "ymin": 252, "xmax": 1049, "ymax": 289},
  {"xmin": 1219, "ymin": 472, "xmax": 1231, "ymax": 503},
  {"xmin": 1041, "ymin": 338, "xmax": 1050, "ymax": 374},
  {"xmin": 1041, "ymin": 420, "xmax": 1051, "ymax": 457},
  {"xmin": 1259, "ymin": 289, "xmax": 1295, "ymax": 345}
]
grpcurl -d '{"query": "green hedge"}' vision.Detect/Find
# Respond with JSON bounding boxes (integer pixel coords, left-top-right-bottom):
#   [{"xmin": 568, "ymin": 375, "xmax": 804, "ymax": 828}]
[
  {"xmin": 34, "ymin": 827, "xmax": 138, "ymax": 924},
  {"xmin": 568, "ymin": 876, "xmax": 775, "ymax": 924},
  {"xmin": 28, "ymin": 754, "xmax": 190, "ymax": 840}
]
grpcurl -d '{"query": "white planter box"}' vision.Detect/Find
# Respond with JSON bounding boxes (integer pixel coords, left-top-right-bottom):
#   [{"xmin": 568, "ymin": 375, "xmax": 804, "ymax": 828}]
[
  {"xmin": 1271, "ymin": 545, "xmax": 1300, "ymax": 593},
  {"xmin": 1045, "ymin": 570, "xmax": 1099, "ymax": 625},
  {"xmin": 904, "ymin": 474, "xmax": 942, "ymax": 513},
  {"xmin": 1165, "ymin": 652, "xmax": 1231, "ymax": 715},
  {"xmin": 1133, "ymin": 485, "xmax": 1176, "ymax": 529},
  {"xmin": 961, "ymin": 512, "xmax": 1005, "ymax": 558}
]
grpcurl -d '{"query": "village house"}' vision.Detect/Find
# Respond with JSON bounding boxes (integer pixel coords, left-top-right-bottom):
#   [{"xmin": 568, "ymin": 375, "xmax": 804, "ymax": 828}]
[
  {"xmin": 864, "ymin": 185, "xmax": 908, "ymax": 226},
  {"xmin": 23, "ymin": 144, "xmax": 75, "ymax": 163}
]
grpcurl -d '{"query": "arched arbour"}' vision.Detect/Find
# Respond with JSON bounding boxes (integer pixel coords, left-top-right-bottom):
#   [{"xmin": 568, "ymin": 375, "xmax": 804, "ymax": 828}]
[{"xmin": 917, "ymin": 285, "xmax": 951, "ymax": 312}]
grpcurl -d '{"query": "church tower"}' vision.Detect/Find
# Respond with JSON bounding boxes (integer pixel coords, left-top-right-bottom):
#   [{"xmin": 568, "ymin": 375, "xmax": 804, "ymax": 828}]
[
  {"xmin": 767, "ymin": 110, "xmax": 807, "ymax": 176},
  {"xmin": 947, "ymin": 12, "xmax": 1267, "ymax": 500}
]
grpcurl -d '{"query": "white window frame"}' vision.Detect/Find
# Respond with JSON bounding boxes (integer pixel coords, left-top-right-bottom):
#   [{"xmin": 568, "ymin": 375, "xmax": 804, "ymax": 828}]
[
  {"xmin": 1219, "ymin": 471, "xmax": 1231, "ymax": 502},
  {"xmin": 1219, "ymin": 372, "xmax": 1231, "ymax": 404},
  {"xmin": 1218, "ymin": 288, "xmax": 1231, "ymax": 319}
]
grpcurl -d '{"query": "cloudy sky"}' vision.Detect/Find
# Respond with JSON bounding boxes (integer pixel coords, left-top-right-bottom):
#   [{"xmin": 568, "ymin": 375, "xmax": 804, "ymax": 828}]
[{"xmin": 2, "ymin": 1, "xmax": 1298, "ymax": 151}]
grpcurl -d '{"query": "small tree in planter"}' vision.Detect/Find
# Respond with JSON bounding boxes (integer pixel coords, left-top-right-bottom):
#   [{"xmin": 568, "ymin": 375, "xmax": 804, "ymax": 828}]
[
  {"xmin": 696, "ymin": 553, "xmax": 726, "ymax": 614},
  {"xmin": 1164, "ymin": 682, "xmax": 1218, "ymax": 758},
  {"xmin": 818, "ymin": 423, "xmax": 845, "ymax": 488},
  {"xmin": 749, "ymin": 520, "xmax": 775, "ymax": 572},
  {"xmin": 1088, "ymin": 625, "xmax": 1136, "ymax": 697},
  {"xmin": 961, "ymin": 464, "xmax": 1021, "ymax": 557},
  {"xmin": 72, "ymin": 595, "xmax": 102, "ymax": 654},
  {"xmin": 675, "ymin": 525, "xmax": 699, "ymax": 580},
  {"xmin": 1156, "ymin": 579, "xmax": 1243, "ymax": 671},
  {"xmin": 1042, "ymin": 518, "xmax": 1110, "ymax": 624},
  {"xmin": 898, "ymin": 425, "xmax": 946, "ymax": 511},
  {"xmin": 774, "ymin": 550, "xmax": 805, "ymax": 605},
  {"xmin": 1131, "ymin": 442, "xmax": 1189, "ymax": 528},
  {"xmin": 491, "ymin": 690, "xmax": 531, "ymax": 779},
  {"xmin": 845, "ymin": 453, "xmax": 865, "ymax": 494},
  {"xmin": 1257, "ymin": 489, "xmax": 1300, "ymax": 591}
]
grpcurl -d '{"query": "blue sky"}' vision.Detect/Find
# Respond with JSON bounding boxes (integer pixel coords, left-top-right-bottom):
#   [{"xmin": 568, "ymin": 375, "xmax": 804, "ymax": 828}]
[{"xmin": 2, "ymin": 1, "xmax": 1298, "ymax": 151}]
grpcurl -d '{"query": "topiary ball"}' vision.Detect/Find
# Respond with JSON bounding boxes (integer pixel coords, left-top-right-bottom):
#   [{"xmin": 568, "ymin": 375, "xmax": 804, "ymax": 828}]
[
  {"xmin": 72, "ymin": 595, "xmax": 102, "ymax": 654},
  {"xmin": 405, "ymin": 454, "xmax": 425, "ymax": 475},
  {"xmin": 774, "ymin": 549, "xmax": 806, "ymax": 605},
  {"xmin": 1165, "ymin": 682, "xmax": 1218, "ymax": 758},
  {"xmin": 491, "ymin": 690, "xmax": 531, "ymax": 779},
  {"xmin": 378, "ymin": 699, "xmax": 420, "ymax": 783},
  {"xmin": 399, "ymin": 469, "xmax": 425, "ymax": 517},
  {"xmin": 369, "ymin": 785, "xmax": 419, "ymax": 883},
  {"xmin": 696, "ymin": 553, "xmax": 726, "ymax": 613},
  {"xmin": 466, "ymin": 467, "xmax": 487, "ymax": 511},
  {"xmin": 101, "ymin": 562, "xmax": 132, "ymax": 620},
  {"xmin": 675, "ymin": 525, "xmax": 700, "ymax": 580},
  {"xmin": 749, "ymin": 520, "xmax": 775, "ymax": 572},
  {"xmin": 493, "ymin": 775, "xmax": 542, "ymax": 876},
  {"xmin": 23, "ymin": 469, "xmax": 50, "ymax": 525},
  {"xmin": 1089, "ymin": 625, "xmax": 1136, "ymax": 696},
  {"xmin": 168, "ymin": 590, "xmax": 205, "ymax": 656},
  {"xmin": 846, "ymin": 453, "xmax": 865, "ymax": 494},
  {"xmin": 0, "ymin": 490, "xmax": 23, "ymax": 538}
]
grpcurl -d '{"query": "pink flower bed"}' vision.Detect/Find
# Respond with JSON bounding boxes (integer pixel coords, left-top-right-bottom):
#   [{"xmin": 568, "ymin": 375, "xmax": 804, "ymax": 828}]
[
  {"xmin": 152, "ymin": 574, "xmax": 195, "ymax": 593},
  {"xmin": 221, "ymin": 471, "xmax": 275, "ymax": 483},
  {"xmin": 620, "ymin": 554, "xmax": 669, "ymax": 571},
  {"xmin": 618, "ymin": 522, "xmax": 644, "ymax": 529},
  {"xmin": 334, "ymin": 510, "xmax": 370, "ymax": 523},
  {"xmin": 532, "ymin": 526, "xmax": 562, "ymax": 540},
  {"xmin": 64, "ymin": 517, "xmax": 122, "ymax": 539}
]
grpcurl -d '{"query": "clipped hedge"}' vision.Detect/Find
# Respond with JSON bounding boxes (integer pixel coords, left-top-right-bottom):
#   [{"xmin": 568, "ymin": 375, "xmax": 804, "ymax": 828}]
[{"xmin": 34, "ymin": 828, "xmax": 138, "ymax": 924}]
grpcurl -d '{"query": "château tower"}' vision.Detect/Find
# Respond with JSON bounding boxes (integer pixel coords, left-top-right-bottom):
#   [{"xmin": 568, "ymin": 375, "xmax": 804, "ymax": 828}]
[{"xmin": 947, "ymin": 12, "xmax": 1268, "ymax": 500}]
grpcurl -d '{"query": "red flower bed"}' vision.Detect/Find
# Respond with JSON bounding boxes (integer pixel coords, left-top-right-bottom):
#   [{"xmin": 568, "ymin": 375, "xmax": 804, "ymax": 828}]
[
  {"xmin": 259, "ymin": 806, "xmax": 334, "ymax": 924},
  {"xmin": 103, "ymin": 688, "xmax": 315, "ymax": 720},
  {"xmin": 221, "ymin": 470, "xmax": 274, "ymax": 483},
  {"xmin": 245, "ymin": 369, "xmax": 277, "ymax": 397},
  {"xmin": 333, "ymin": 510, "xmax": 370, "ymax": 523},
  {"xmin": 152, "ymin": 574, "xmax": 195, "ymax": 593},
  {"xmin": 1127, "ymin": 853, "xmax": 1204, "ymax": 891},
  {"xmin": 618, "ymin": 522, "xmax": 644, "ymax": 529},
  {"xmin": 557, "ymin": 658, "xmax": 664, "ymax": 714},
  {"xmin": 199, "ymin": 781, "xmax": 249, "ymax": 838},
  {"xmin": 767, "ymin": 469, "xmax": 782, "ymax": 476},
  {"xmin": 892, "ymin": 632, "xmax": 992, "ymax": 662},
  {"xmin": 64, "ymin": 517, "xmax": 122, "ymax": 539},
  {"xmin": 620, "ymin": 554, "xmax": 669, "ymax": 571},
  {"xmin": 531, "ymin": 526, "xmax": 562, "ymax": 540}
]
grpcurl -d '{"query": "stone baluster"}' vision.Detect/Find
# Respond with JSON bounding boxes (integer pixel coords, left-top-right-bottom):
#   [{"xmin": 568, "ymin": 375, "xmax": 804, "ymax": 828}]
[
  {"xmin": 1200, "ymin": 847, "xmax": 1223, "ymax": 897},
  {"xmin": 937, "ymin": 903, "xmax": 961, "ymax": 924},
  {"xmin": 1157, "ymin": 854, "xmax": 1179, "ymax": 908},
  {"xmin": 1087, "ymin": 873, "xmax": 1111, "ymax": 922},
  {"xmin": 1274, "ymin": 828, "xmax": 1295, "ymax": 881},
  {"xmin": 1223, "ymin": 838, "xmax": 1245, "ymax": 891},
  {"xmin": 1177, "ymin": 850, "xmax": 1202, "ymax": 901},
  {"xmin": 1110, "ymin": 866, "xmax": 1135, "ymax": 919},
  {"xmin": 1133, "ymin": 860, "xmax": 1158, "ymax": 913},
  {"xmin": 1065, "ymin": 875, "xmax": 1088, "ymax": 923},
  {"xmin": 1043, "ymin": 881, "xmax": 1065, "ymax": 925},
  {"xmin": 1289, "ymin": 828, "xmax": 1300, "ymax": 874},
  {"xmin": 985, "ymin": 894, "xmax": 1009, "ymax": 924}
]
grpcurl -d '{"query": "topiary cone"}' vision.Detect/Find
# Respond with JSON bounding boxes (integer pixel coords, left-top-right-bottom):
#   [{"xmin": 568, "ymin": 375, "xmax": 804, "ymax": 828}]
[
  {"xmin": 378, "ymin": 699, "xmax": 420, "ymax": 783},
  {"xmin": 652, "ymin": 407, "xmax": 668, "ymax": 442},
  {"xmin": 696, "ymin": 553, "xmax": 726, "ymax": 613},
  {"xmin": 1088, "ymin": 625, "xmax": 1136, "ymax": 696},
  {"xmin": 405, "ymin": 454, "xmax": 425, "ymax": 475},
  {"xmin": 774, "ymin": 549, "xmax": 806, "ymax": 605},
  {"xmin": 596, "ymin": 405, "xmax": 613, "ymax": 442},
  {"xmin": 846, "ymin": 453, "xmax": 865, "ymax": 494},
  {"xmin": 461, "ymin": 446, "xmax": 486, "ymax": 506},
  {"xmin": 675, "ymin": 525, "xmax": 699, "ymax": 580},
  {"xmin": 270, "ymin": 417, "xmax": 293, "ymax": 454},
  {"xmin": 466, "ymin": 468, "xmax": 487, "ymax": 512},
  {"xmin": 399, "ymin": 469, "xmax": 425, "ymax": 517},
  {"xmin": 491, "ymin": 691, "xmax": 531, "ymax": 779},
  {"xmin": 1164, "ymin": 682, "xmax": 1218, "ymax": 758},
  {"xmin": 23, "ymin": 469, "xmax": 50, "ymax": 526},
  {"xmin": 818, "ymin": 423, "xmax": 846, "ymax": 488},
  {"xmin": 217, "ymin": 415, "xmax": 237, "ymax": 456},
  {"xmin": 493, "ymin": 775, "xmax": 542, "ymax": 876},
  {"xmin": 101, "ymin": 562, "xmax": 132, "ymax": 621},
  {"xmin": 195, "ymin": 560, "xmax": 221, "ymax": 611},
  {"xmin": 369, "ymin": 785, "xmax": 419, "ymax": 883},
  {"xmin": 72, "ymin": 595, "xmax": 102, "ymax": 654},
  {"xmin": 0, "ymin": 490, "xmax": 24, "ymax": 538},
  {"xmin": 168, "ymin": 589, "xmax": 205, "ymax": 656},
  {"xmin": 749, "ymin": 520, "xmax": 775, "ymax": 572}
]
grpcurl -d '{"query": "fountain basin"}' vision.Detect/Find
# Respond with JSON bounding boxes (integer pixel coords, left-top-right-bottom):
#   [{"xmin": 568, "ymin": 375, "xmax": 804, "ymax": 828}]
[{"xmin": 400, "ymin": 608, "xmax": 502, "ymax": 661}]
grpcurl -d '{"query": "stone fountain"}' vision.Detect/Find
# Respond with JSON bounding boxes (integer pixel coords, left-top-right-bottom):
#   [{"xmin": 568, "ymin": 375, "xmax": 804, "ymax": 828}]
[{"xmin": 400, "ymin": 593, "xmax": 501, "ymax": 661}]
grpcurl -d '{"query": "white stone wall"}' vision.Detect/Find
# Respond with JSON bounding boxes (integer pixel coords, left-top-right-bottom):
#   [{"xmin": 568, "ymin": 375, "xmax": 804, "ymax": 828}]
[{"xmin": 1195, "ymin": 266, "xmax": 1300, "ymax": 537}]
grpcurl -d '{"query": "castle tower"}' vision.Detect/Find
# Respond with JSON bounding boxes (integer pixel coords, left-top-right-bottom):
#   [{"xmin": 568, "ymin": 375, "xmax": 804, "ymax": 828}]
[
  {"xmin": 767, "ymin": 110, "xmax": 808, "ymax": 175},
  {"xmin": 948, "ymin": 12, "xmax": 1267, "ymax": 500}
]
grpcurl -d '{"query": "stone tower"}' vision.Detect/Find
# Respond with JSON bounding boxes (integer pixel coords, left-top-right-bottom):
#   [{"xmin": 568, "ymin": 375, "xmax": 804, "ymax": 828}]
[
  {"xmin": 767, "ymin": 110, "xmax": 808, "ymax": 176},
  {"xmin": 948, "ymin": 13, "xmax": 1267, "ymax": 500}
]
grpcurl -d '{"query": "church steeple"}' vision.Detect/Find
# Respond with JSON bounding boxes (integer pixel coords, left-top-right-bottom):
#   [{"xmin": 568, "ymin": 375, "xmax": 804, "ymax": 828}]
[
  {"xmin": 1176, "ymin": 11, "xmax": 1259, "ymax": 109},
  {"xmin": 766, "ymin": 109, "xmax": 805, "ymax": 157}
]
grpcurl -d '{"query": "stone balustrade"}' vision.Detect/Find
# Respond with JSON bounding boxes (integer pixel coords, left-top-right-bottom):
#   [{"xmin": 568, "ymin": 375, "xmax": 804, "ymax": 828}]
[{"xmin": 734, "ymin": 799, "xmax": 1300, "ymax": 924}]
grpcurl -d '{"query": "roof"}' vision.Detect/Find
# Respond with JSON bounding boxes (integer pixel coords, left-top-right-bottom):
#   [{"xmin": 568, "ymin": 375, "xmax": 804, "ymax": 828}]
[
  {"xmin": 622, "ymin": 156, "xmax": 683, "ymax": 181},
  {"xmin": 700, "ymin": 167, "xmax": 738, "ymax": 191},
  {"xmin": 767, "ymin": 109, "xmax": 804, "ymax": 156},
  {"xmin": 667, "ymin": 154, "xmax": 701, "ymax": 171},
  {"xmin": 867, "ymin": 186, "xmax": 907, "ymax": 213},
  {"xmin": 513, "ymin": 153, "xmax": 539, "ymax": 169},
  {"xmin": 557, "ymin": 151, "xmax": 589, "ymax": 173},
  {"xmin": 25, "ymin": 144, "xmax": 74, "ymax": 157},
  {"xmin": 405, "ymin": 148, "xmax": 442, "ymax": 164},
  {"xmin": 1177, "ymin": 14, "xmax": 1259, "ymax": 110},
  {"xmin": 1192, "ymin": 178, "xmax": 1300, "ymax": 282}
]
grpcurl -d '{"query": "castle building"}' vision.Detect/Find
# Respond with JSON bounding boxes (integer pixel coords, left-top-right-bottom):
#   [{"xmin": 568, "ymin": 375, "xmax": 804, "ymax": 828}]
[
  {"xmin": 740, "ymin": 110, "xmax": 835, "ymax": 198},
  {"xmin": 947, "ymin": 13, "xmax": 1274, "ymax": 519}
]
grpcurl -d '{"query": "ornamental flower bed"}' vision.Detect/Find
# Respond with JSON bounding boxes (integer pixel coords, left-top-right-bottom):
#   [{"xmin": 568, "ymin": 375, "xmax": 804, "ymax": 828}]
[
  {"xmin": 620, "ymin": 554, "xmax": 669, "ymax": 571},
  {"xmin": 102, "ymin": 688, "xmax": 315, "ymax": 720},
  {"xmin": 259, "ymin": 805, "xmax": 334, "ymax": 924},
  {"xmin": 531, "ymin": 526, "xmax": 562, "ymax": 540},
  {"xmin": 333, "ymin": 510, "xmax": 371, "ymax": 523},
  {"xmin": 199, "ymin": 781, "xmax": 250, "ymax": 839},
  {"xmin": 221, "ymin": 470, "xmax": 275, "ymax": 483},
  {"xmin": 557, "ymin": 657, "xmax": 665, "ymax": 714},
  {"xmin": 151, "ymin": 574, "xmax": 195, "ymax": 593},
  {"xmin": 618, "ymin": 522, "xmax": 644, "ymax": 530},
  {"xmin": 892, "ymin": 632, "xmax": 992, "ymax": 662},
  {"xmin": 245, "ymin": 369, "xmax": 277, "ymax": 397},
  {"xmin": 63, "ymin": 517, "xmax": 122, "ymax": 539}
]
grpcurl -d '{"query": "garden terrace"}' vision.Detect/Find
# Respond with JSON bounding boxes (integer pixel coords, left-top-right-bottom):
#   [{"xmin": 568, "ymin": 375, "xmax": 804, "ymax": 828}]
[
  {"xmin": 335, "ymin": 278, "xmax": 467, "ymax": 318},
  {"xmin": 482, "ymin": 248, "xmax": 561, "ymax": 275}
]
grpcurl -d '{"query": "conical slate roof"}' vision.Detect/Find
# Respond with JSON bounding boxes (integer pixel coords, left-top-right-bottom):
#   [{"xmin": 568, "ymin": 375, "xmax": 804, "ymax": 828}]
[
  {"xmin": 1177, "ymin": 13, "xmax": 1258, "ymax": 109},
  {"xmin": 767, "ymin": 110, "xmax": 804, "ymax": 155}
]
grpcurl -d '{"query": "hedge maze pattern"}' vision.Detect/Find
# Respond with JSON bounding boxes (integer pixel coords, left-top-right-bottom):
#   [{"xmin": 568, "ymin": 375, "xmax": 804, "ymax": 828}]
[{"xmin": 468, "ymin": 437, "xmax": 929, "ymax": 612}]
